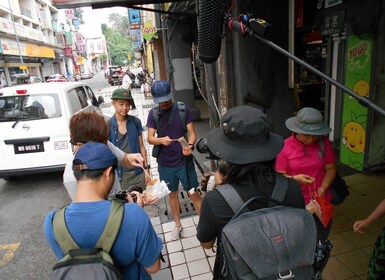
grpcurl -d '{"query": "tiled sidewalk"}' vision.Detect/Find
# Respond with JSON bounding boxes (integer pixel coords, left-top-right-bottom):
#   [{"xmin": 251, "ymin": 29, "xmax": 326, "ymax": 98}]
[{"xmin": 100, "ymin": 86, "xmax": 385, "ymax": 280}]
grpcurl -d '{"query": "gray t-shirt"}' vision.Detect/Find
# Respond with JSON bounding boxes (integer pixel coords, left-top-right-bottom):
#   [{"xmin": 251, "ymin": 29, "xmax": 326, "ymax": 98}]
[{"xmin": 63, "ymin": 141, "xmax": 125, "ymax": 200}]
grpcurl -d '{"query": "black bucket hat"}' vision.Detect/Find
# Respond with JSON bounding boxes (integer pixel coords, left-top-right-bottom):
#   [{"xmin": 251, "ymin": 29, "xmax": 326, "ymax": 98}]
[
  {"xmin": 206, "ymin": 106, "xmax": 284, "ymax": 164},
  {"xmin": 285, "ymin": 107, "xmax": 331, "ymax": 135}
]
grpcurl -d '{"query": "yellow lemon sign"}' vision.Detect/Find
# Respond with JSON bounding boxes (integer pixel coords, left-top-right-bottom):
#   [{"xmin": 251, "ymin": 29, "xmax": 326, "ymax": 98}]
[
  {"xmin": 0, "ymin": 243, "xmax": 21, "ymax": 267},
  {"xmin": 141, "ymin": 21, "xmax": 158, "ymax": 42}
]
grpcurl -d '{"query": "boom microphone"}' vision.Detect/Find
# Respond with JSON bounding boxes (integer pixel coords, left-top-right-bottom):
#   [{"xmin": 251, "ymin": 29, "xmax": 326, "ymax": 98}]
[{"xmin": 197, "ymin": 0, "xmax": 223, "ymax": 64}]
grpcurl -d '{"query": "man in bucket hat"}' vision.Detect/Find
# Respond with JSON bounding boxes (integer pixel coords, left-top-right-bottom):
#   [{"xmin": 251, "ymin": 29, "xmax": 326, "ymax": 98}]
[
  {"xmin": 196, "ymin": 105, "xmax": 305, "ymax": 279},
  {"xmin": 44, "ymin": 142, "xmax": 162, "ymax": 279},
  {"xmin": 108, "ymin": 88, "xmax": 150, "ymax": 191},
  {"xmin": 275, "ymin": 107, "xmax": 337, "ymax": 279},
  {"xmin": 146, "ymin": 80, "xmax": 202, "ymax": 240}
]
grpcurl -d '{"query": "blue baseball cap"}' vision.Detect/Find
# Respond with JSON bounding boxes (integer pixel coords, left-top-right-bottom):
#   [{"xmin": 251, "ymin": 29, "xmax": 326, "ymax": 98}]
[
  {"xmin": 73, "ymin": 142, "xmax": 117, "ymax": 171},
  {"xmin": 151, "ymin": 80, "xmax": 173, "ymax": 103}
]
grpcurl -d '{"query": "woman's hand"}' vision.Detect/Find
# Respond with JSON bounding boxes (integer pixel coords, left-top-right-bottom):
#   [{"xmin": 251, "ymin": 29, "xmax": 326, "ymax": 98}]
[
  {"xmin": 353, "ymin": 219, "xmax": 370, "ymax": 234},
  {"xmin": 293, "ymin": 174, "xmax": 315, "ymax": 184}
]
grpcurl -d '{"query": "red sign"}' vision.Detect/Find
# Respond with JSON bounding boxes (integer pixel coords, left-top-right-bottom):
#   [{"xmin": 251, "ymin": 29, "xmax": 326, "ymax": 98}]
[{"xmin": 64, "ymin": 47, "xmax": 73, "ymax": 57}]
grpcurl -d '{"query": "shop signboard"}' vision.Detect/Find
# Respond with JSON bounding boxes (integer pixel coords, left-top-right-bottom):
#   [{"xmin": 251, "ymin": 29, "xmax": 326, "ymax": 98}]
[
  {"xmin": 25, "ymin": 45, "xmax": 55, "ymax": 58},
  {"xmin": 141, "ymin": 20, "xmax": 158, "ymax": 42},
  {"xmin": 64, "ymin": 47, "xmax": 73, "ymax": 57},
  {"xmin": 1, "ymin": 40, "xmax": 27, "ymax": 56},
  {"xmin": 340, "ymin": 36, "xmax": 372, "ymax": 171},
  {"xmin": 128, "ymin": 9, "xmax": 141, "ymax": 24},
  {"xmin": 0, "ymin": 18, "xmax": 44, "ymax": 42},
  {"xmin": 130, "ymin": 29, "xmax": 142, "ymax": 47},
  {"xmin": 320, "ymin": 10, "xmax": 344, "ymax": 36},
  {"xmin": 65, "ymin": 9, "xmax": 74, "ymax": 19},
  {"xmin": 39, "ymin": 8, "xmax": 50, "ymax": 29}
]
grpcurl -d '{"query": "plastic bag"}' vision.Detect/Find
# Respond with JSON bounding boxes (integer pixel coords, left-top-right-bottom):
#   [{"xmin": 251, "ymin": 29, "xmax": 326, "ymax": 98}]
[
  {"xmin": 314, "ymin": 194, "xmax": 334, "ymax": 227},
  {"xmin": 144, "ymin": 179, "xmax": 171, "ymax": 200}
]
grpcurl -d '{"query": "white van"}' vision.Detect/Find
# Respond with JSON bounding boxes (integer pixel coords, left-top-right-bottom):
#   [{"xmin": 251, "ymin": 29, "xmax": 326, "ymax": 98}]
[{"xmin": 0, "ymin": 82, "xmax": 104, "ymax": 180}]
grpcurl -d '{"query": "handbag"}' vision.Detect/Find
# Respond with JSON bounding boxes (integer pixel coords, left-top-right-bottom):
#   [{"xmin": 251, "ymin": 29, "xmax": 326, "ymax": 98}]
[
  {"xmin": 151, "ymin": 145, "xmax": 161, "ymax": 158},
  {"xmin": 314, "ymin": 194, "xmax": 334, "ymax": 228},
  {"xmin": 330, "ymin": 172, "xmax": 350, "ymax": 205},
  {"xmin": 306, "ymin": 184, "xmax": 333, "ymax": 227},
  {"xmin": 318, "ymin": 137, "xmax": 350, "ymax": 205}
]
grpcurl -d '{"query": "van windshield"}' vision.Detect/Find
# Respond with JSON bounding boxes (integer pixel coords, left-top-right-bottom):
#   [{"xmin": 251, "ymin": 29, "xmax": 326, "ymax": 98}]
[{"xmin": 0, "ymin": 94, "xmax": 61, "ymax": 122}]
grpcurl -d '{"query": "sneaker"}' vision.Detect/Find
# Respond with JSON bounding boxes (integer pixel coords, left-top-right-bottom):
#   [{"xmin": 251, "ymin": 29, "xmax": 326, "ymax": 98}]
[{"xmin": 171, "ymin": 226, "xmax": 183, "ymax": 240}]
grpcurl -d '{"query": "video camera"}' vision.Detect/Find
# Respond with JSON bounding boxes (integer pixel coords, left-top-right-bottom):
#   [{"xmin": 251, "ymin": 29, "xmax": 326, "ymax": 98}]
[
  {"xmin": 196, "ymin": 138, "xmax": 219, "ymax": 160},
  {"xmin": 114, "ymin": 185, "xmax": 142, "ymax": 203}
]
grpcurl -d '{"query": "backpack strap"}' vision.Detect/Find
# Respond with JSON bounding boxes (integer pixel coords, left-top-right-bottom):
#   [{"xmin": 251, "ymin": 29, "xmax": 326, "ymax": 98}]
[
  {"xmin": 267, "ymin": 174, "xmax": 288, "ymax": 207},
  {"xmin": 319, "ymin": 136, "xmax": 325, "ymax": 156},
  {"xmin": 216, "ymin": 174, "xmax": 289, "ymax": 214},
  {"xmin": 53, "ymin": 207, "xmax": 80, "ymax": 255},
  {"xmin": 216, "ymin": 184, "xmax": 244, "ymax": 214},
  {"xmin": 176, "ymin": 101, "xmax": 187, "ymax": 134},
  {"xmin": 95, "ymin": 200, "xmax": 125, "ymax": 253},
  {"xmin": 52, "ymin": 200, "xmax": 124, "ymax": 255},
  {"xmin": 152, "ymin": 105, "xmax": 161, "ymax": 131},
  {"xmin": 128, "ymin": 115, "xmax": 140, "ymax": 133},
  {"xmin": 152, "ymin": 101, "xmax": 187, "ymax": 135}
]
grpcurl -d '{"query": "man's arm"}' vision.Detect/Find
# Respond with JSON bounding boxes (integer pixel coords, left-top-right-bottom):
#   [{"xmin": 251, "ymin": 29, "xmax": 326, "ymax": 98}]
[
  {"xmin": 200, "ymin": 239, "xmax": 216, "ymax": 249},
  {"xmin": 147, "ymin": 127, "xmax": 172, "ymax": 146},
  {"xmin": 182, "ymin": 122, "xmax": 196, "ymax": 156},
  {"xmin": 144, "ymin": 256, "xmax": 161, "ymax": 274},
  {"xmin": 186, "ymin": 122, "xmax": 196, "ymax": 145}
]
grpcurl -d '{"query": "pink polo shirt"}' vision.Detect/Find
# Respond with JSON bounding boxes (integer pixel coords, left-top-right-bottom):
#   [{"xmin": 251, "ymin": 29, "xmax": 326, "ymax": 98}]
[{"xmin": 275, "ymin": 134, "xmax": 336, "ymax": 204}]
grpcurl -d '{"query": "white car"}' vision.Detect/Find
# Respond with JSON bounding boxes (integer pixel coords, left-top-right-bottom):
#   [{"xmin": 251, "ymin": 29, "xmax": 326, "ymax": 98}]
[
  {"xmin": 0, "ymin": 82, "xmax": 104, "ymax": 180},
  {"xmin": 80, "ymin": 72, "xmax": 93, "ymax": 79}
]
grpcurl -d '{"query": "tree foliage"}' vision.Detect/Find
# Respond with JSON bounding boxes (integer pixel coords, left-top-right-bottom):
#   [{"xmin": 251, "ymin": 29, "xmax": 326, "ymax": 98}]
[
  {"xmin": 101, "ymin": 15, "xmax": 134, "ymax": 65},
  {"xmin": 108, "ymin": 13, "xmax": 130, "ymax": 37}
]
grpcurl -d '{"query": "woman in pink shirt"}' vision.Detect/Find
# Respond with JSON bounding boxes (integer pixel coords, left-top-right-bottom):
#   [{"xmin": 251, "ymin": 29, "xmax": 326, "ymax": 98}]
[{"xmin": 275, "ymin": 107, "xmax": 336, "ymax": 279}]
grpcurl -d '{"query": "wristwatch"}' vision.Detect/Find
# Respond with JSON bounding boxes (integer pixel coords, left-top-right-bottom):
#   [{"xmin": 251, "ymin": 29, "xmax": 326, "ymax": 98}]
[{"xmin": 188, "ymin": 144, "xmax": 195, "ymax": 150}]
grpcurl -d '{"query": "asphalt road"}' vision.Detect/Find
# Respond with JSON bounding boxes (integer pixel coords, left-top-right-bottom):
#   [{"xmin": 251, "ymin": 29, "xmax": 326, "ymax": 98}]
[{"xmin": 0, "ymin": 71, "xmax": 111, "ymax": 279}]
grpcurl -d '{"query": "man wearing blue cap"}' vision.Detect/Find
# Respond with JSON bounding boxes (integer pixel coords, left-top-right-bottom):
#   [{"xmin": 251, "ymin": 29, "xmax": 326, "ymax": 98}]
[
  {"xmin": 146, "ymin": 80, "xmax": 202, "ymax": 240},
  {"xmin": 44, "ymin": 142, "xmax": 162, "ymax": 278}
]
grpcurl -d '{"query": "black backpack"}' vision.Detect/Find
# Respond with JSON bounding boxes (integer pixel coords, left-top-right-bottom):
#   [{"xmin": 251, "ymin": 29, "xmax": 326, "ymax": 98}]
[
  {"xmin": 51, "ymin": 200, "xmax": 124, "ymax": 280},
  {"xmin": 217, "ymin": 175, "xmax": 317, "ymax": 280}
]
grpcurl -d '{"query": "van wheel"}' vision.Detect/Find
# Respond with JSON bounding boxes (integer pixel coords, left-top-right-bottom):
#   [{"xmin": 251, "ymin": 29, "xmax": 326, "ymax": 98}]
[{"xmin": 3, "ymin": 176, "xmax": 17, "ymax": 181}]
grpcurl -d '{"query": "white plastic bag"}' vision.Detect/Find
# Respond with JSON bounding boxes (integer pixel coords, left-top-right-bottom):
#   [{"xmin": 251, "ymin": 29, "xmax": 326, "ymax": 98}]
[{"xmin": 144, "ymin": 179, "xmax": 170, "ymax": 200}]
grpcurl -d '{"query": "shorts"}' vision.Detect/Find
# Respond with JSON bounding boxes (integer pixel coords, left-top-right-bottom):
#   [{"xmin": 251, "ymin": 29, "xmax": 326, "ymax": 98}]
[
  {"xmin": 120, "ymin": 170, "xmax": 145, "ymax": 191},
  {"xmin": 158, "ymin": 160, "xmax": 199, "ymax": 193}
]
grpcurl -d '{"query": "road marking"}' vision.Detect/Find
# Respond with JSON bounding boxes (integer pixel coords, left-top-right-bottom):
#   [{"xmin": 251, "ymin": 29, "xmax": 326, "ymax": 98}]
[{"xmin": 0, "ymin": 243, "xmax": 21, "ymax": 267}]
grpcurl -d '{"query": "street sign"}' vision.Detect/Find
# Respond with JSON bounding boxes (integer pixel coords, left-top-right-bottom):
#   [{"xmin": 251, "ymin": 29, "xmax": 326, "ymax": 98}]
[{"xmin": 19, "ymin": 66, "xmax": 27, "ymax": 70}]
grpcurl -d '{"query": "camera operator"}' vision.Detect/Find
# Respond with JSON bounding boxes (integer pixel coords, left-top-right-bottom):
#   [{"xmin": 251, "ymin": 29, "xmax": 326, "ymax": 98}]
[
  {"xmin": 195, "ymin": 106, "xmax": 305, "ymax": 279},
  {"xmin": 44, "ymin": 142, "xmax": 162, "ymax": 278}
]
